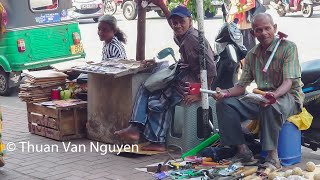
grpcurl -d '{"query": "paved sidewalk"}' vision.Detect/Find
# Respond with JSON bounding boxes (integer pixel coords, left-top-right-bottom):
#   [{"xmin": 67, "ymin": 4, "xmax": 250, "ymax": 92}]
[
  {"xmin": 0, "ymin": 106, "xmax": 168, "ymax": 180},
  {"xmin": 1, "ymin": 105, "xmax": 320, "ymax": 180}
]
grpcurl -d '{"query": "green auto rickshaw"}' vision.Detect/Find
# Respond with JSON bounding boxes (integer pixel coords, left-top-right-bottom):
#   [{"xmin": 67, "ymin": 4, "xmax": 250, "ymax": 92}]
[{"xmin": 0, "ymin": 0, "xmax": 85, "ymax": 96}]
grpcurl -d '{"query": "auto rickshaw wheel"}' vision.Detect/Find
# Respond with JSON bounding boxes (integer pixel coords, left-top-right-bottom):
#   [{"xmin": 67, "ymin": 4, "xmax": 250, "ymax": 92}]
[
  {"xmin": 0, "ymin": 69, "xmax": 12, "ymax": 96},
  {"xmin": 104, "ymin": 0, "xmax": 117, "ymax": 15},
  {"xmin": 123, "ymin": 1, "xmax": 138, "ymax": 20},
  {"xmin": 302, "ymin": 4, "xmax": 313, "ymax": 18}
]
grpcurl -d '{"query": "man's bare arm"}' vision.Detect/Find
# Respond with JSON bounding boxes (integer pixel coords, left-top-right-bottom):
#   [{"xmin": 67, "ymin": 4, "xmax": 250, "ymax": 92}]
[
  {"xmin": 274, "ymin": 79, "xmax": 293, "ymax": 98},
  {"xmin": 151, "ymin": 0, "xmax": 172, "ymax": 28}
]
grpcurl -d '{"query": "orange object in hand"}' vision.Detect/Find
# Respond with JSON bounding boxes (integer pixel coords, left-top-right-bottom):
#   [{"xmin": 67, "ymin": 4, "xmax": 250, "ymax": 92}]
[{"xmin": 253, "ymin": 88, "xmax": 276, "ymax": 104}]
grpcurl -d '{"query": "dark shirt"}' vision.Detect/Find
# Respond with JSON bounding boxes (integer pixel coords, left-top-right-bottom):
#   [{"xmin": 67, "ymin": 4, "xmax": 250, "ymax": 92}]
[{"xmin": 174, "ymin": 27, "xmax": 217, "ymax": 83}]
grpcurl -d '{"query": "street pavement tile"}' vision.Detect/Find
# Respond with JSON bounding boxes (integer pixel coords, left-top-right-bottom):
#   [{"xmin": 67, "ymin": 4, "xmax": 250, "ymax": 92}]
[{"xmin": 84, "ymin": 172, "xmax": 111, "ymax": 179}]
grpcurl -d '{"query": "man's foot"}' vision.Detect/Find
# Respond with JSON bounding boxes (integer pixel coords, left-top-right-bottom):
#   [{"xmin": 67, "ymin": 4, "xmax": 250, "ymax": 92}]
[
  {"xmin": 260, "ymin": 158, "xmax": 282, "ymax": 171},
  {"xmin": 229, "ymin": 150, "xmax": 258, "ymax": 165},
  {"xmin": 141, "ymin": 143, "xmax": 166, "ymax": 152},
  {"xmin": 0, "ymin": 158, "xmax": 5, "ymax": 167},
  {"xmin": 114, "ymin": 125, "xmax": 140, "ymax": 141}
]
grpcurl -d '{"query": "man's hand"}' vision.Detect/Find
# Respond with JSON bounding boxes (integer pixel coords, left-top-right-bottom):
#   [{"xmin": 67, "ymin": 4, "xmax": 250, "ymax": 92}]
[
  {"xmin": 174, "ymin": 81, "xmax": 189, "ymax": 97},
  {"xmin": 184, "ymin": 94, "xmax": 201, "ymax": 105},
  {"xmin": 260, "ymin": 92, "xmax": 276, "ymax": 107},
  {"xmin": 141, "ymin": 59, "xmax": 156, "ymax": 68},
  {"xmin": 212, "ymin": 87, "xmax": 228, "ymax": 101}
]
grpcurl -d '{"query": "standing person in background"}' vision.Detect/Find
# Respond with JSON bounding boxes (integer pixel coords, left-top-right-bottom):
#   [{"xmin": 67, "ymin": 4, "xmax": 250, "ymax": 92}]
[
  {"xmin": 227, "ymin": 0, "xmax": 256, "ymax": 51},
  {"xmin": 98, "ymin": 15, "xmax": 127, "ymax": 60}
]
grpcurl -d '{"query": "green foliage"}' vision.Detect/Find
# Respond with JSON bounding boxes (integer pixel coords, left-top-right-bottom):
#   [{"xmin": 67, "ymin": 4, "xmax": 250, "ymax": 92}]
[{"xmin": 168, "ymin": 0, "xmax": 218, "ymax": 20}]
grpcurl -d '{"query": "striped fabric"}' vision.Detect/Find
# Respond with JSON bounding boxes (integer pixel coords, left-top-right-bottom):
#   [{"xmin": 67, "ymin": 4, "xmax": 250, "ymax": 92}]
[
  {"xmin": 238, "ymin": 38, "xmax": 304, "ymax": 106},
  {"xmin": 102, "ymin": 36, "xmax": 127, "ymax": 60},
  {"xmin": 130, "ymin": 86, "xmax": 182, "ymax": 143}
]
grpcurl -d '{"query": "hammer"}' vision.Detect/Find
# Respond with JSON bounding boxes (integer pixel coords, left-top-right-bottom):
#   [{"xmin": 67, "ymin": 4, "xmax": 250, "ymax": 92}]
[{"xmin": 263, "ymin": 31, "xmax": 288, "ymax": 73}]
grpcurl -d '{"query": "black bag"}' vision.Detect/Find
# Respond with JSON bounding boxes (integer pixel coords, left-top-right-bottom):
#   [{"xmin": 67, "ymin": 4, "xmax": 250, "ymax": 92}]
[{"xmin": 247, "ymin": 0, "xmax": 266, "ymax": 22}]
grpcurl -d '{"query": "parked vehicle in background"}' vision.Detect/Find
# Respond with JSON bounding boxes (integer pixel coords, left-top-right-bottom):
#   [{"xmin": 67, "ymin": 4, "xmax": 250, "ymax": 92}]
[
  {"xmin": 270, "ymin": 0, "xmax": 319, "ymax": 18},
  {"xmin": 71, "ymin": 0, "xmax": 104, "ymax": 22},
  {"xmin": 103, "ymin": 0, "xmax": 123, "ymax": 15},
  {"xmin": 0, "ymin": 0, "xmax": 85, "ymax": 96},
  {"xmin": 120, "ymin": 0, "xmax": 165, "ymax": 20}
]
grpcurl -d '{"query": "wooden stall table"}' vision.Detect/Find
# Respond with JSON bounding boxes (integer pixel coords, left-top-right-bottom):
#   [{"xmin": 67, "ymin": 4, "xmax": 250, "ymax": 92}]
[{"xmin": 72, "ymin": 60, "xmax": 153, "ymax": 144}]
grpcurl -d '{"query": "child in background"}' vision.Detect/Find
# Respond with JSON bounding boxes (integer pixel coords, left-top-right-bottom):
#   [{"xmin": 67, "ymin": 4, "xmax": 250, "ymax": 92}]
[{"xmin": 98, "ymin": 15, "xmax": 127, "ymax": 60}]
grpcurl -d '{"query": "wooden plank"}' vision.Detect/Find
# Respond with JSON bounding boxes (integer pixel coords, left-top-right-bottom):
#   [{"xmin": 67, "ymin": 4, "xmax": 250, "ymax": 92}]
[
  {"xmin": 29, "ymin": 123, "xmax": 46, "ymax": 137},
  {"xmin": 59, "ymin": 110, "xmax": 75, "ymax": 136},
  {"xmin": 45, "ymin": 128, "xmax": 61, "ymax": 141},
  {"xmin": 28, "ymin": 113, "xmax": 58, "ymax": 130},
  {"xmin": 27, "ymin": 103, "xmax": 58, "ymax": 118},
  {"xmin": 54, "ymin": 100, "xmax": 87, "ymax": 109}
]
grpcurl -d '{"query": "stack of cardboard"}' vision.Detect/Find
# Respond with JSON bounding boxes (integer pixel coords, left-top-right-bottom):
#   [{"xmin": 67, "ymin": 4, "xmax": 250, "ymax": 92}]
[{"xmin": 19, "ymin": 70, "xmax": 68, "ymax": 103}]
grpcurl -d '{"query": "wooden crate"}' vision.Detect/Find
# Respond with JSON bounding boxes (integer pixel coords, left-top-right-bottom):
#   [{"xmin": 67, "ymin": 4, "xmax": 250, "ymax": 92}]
[{"xmin": 27, "ymin": 101, "xmax": 87, "ymax": 141}]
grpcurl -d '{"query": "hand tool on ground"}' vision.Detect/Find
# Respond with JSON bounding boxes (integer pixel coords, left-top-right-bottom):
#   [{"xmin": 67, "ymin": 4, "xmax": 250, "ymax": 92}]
[
  {"xmin": 253, "ymin": 88, "xmax": 277, "ymax": 104},
  {"xmin": 244, "ymin": 167, "xmax": 272, "ymax": 180},
  {"xmin": 263, "ymin": 31, "xmax": 288, "ymax": 73},
  {"xmin": 226, "ymin": 166, "xmax": 258, "ymax": 180},
  {"xmin": 181, "ymin": 133, "xmax": 220, "ymax": 160},
  {"xmin": 146, "ymin": 152, "xmax": 177, "ymax": 172}
]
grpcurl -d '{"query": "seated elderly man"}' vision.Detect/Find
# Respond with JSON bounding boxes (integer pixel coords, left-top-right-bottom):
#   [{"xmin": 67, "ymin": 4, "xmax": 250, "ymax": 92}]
[
  {"xmin": 115, "ymin": 3, "xmax": 216, "ymax": 151},
  {"xmin": 213, "ymin": 13, "xmax": 304, "ymax": 170}
]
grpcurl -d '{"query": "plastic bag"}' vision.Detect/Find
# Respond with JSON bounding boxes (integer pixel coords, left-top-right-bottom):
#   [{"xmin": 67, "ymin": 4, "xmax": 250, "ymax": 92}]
[{"xmin": 288, "ymin": 108, "xmax": 313, "ymax": 130}]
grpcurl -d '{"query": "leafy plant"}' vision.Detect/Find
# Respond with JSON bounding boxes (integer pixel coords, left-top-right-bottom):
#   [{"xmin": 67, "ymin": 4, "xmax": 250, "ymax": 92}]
[{"xmin": 168, "ymin": 0, "xmax": 219, "ymax": 20}]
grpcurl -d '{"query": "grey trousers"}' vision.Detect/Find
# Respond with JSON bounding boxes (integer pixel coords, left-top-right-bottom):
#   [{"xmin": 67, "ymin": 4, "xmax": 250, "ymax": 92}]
[{"xmin": 216, "ymin": 93, "xmax": 301, "ymax": 151}]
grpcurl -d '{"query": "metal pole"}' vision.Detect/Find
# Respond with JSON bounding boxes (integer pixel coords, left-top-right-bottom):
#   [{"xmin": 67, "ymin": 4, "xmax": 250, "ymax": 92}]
[{"xmin": 195, "ymin": 0, "xmax": 210, "ymax": 138}]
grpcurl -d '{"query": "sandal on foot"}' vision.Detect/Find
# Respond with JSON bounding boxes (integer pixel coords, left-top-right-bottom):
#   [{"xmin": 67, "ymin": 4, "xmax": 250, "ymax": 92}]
[
  {"xmin": 259, "ymin": 158, "xmax": 282, "ymax": 171},
  {"xmin": 229, "ymin": 151, "xmax": 258, "ymax": 165}
]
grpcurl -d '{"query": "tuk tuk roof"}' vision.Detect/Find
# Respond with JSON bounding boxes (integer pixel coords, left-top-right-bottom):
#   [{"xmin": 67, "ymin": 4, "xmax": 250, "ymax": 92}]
[{"xmin": 0, "ymin": 0, "xmax": 73, "ymax": 29}]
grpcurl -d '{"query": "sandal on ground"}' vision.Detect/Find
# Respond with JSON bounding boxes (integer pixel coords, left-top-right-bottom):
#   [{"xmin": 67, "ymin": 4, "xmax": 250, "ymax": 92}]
[
  {"xmin": 259, "ymin": 158, "xmax": 282, "ymax": 171},
  {"xmin": 229, "ymin": 151, "xmax": 258, "ymax": 165}
]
